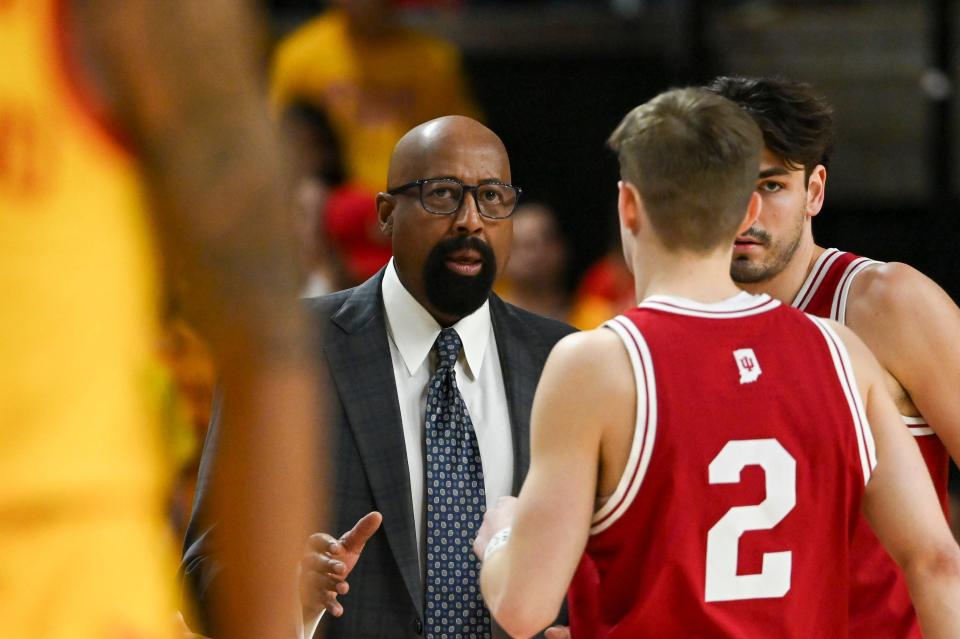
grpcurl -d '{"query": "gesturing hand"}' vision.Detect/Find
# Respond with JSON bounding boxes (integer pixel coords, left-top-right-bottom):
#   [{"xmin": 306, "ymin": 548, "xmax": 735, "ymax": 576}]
[{"xmin": 299, "ymin": 511, "xmax": 383, "ymax": 620}]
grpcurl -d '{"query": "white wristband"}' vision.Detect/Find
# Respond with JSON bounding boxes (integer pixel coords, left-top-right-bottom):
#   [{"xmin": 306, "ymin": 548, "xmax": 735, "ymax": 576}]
[{"xmin": 482, "ymin": 526, "xmax": 511, "ymax": 562}]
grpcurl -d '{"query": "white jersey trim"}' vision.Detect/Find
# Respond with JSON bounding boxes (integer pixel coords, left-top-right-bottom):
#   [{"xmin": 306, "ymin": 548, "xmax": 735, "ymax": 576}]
[
  {"xmin": 639, "ymin": 292, "xmax": 780, "ymax": 319},
  {"xmin": 808, "ymin": 316, "xmax": 878, "ymax": 484},
  {"xmin": 792, "ymin": 248, "xmax": 842, "ymax": 310},
  {"xmin": 902, "ymin": 414, "xmax": 934, "ymax": 436},
  {"xmin": 591, "ymin": 316, "xmax": 658, "ymax": 535},
  {"xmin": 832, "ymin": 257, "xmax": 881, "ymax": 325}
]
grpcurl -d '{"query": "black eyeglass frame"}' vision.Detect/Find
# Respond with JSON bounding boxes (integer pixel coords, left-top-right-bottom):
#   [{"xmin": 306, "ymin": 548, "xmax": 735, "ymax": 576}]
[{"xmin": 386, "ymin": 177, "xmax": 523, "ymax": 220}]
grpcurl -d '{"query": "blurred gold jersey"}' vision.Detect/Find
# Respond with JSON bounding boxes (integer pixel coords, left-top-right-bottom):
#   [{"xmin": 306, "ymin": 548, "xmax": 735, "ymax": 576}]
[
  {"xmin": 0, "ymin": 1, "xmax": 176, "ymax": 636},
  {"xmin": 271, "ymin": 7, "xmax": 482, "ymax": 190}
]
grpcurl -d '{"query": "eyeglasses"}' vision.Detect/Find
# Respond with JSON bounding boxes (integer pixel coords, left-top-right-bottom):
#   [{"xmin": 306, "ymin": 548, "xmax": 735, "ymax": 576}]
[{"xmin": 387, "ymin": 177, "xmax": 522, "ymax": 219}]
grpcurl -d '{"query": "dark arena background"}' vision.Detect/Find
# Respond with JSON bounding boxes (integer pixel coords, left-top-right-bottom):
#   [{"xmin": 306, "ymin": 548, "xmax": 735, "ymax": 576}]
[
  {"xmin": 266, "ymin": 0, "xmax": 960, "ymax": 513},
  {"xmin": 11, "ymin": 2, "xmax": 960, "ymax": 636},
  {"xmin": 270, "ymin": 0, "xmax": 958, "ymax": 296}
]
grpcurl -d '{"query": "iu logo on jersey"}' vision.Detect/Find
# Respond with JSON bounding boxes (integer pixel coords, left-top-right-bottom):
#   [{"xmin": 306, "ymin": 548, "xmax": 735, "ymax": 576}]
[{"xmin": 733, "ymin": 348, "xmax": 762, "ymax": 384}]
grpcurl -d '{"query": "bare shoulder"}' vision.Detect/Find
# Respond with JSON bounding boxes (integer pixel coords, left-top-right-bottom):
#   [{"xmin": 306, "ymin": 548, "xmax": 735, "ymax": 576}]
[
  {"xmin": 541, "ymin": 328, "xmax": 635, "ymax": 402},
  {"xmin": 848, "ymin": 262, "xmax": 951, "ymax": 327},
  {"xmin": 548, "ymin": 328, "xmax": 632, "ymax": 369},
  {"xmin": 532, "ymin": 328, "xmax": 636, "ymax": 459},
  {"xmin": 846, "ymin": 261, "xmax": 960, "ymax": 363}
]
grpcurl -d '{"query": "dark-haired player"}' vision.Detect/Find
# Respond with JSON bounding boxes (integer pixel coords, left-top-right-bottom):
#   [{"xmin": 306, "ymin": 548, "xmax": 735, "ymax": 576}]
[
  {"xmin": 473, "ymin": 88, "xmax": 960, "ymax": 639},
  {"xmin": 709, "ymin": 75, "xmax": 960, "ymax": 639}
]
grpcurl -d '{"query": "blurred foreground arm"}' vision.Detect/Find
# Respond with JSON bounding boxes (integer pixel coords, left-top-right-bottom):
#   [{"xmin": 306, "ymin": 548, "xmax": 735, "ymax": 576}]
[{"xmin": 73, "ymin": 1, "xmax": 325, "ymax": 637}]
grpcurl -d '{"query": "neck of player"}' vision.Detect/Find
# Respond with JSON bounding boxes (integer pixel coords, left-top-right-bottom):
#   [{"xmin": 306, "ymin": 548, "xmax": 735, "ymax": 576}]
[{"xmin": 632, "ymin": 240, "xmax": 745, "ymax": 305}]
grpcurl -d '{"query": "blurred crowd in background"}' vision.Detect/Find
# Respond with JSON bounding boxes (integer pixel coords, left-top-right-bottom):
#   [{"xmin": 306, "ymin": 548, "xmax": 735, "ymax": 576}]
[{"xmin": 162, "ymin": 0, "xmax": 960, "ymax": 544}]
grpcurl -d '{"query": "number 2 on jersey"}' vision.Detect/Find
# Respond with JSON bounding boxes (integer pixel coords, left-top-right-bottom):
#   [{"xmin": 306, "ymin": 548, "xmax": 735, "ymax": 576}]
[{"xmin": 704, "ymin": 439, "xmax": 796, "ymax": 603}]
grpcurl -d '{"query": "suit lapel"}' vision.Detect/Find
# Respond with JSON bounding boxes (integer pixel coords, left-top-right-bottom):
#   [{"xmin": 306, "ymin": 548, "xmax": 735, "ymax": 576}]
[
  {"xmin": 324, "ymin": 274, "xmax": 423, "ymax": 617},
  {"xmin": 489, "ymin": 296, "xmax": 539, "ymax": 495}
]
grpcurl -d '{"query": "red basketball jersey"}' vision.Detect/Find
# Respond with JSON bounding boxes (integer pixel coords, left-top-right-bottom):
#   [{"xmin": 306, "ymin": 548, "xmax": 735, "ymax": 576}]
[
  {"xmin": 794, "ymin": 248, "xmax": 949, "ymax": 639},
  {"xmin": 568, "ymin": 292, "xmax": 876, "ymax": 638}
]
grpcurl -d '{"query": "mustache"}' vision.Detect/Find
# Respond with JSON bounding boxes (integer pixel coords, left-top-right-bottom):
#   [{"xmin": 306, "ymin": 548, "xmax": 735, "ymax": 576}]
[
  {"xmin": 740, "ymin": 226, "xmax": 771, "ymax": 244},
  {"xmin": 435, "ymin": 235, "xmax": 496, "ymax": 263}
]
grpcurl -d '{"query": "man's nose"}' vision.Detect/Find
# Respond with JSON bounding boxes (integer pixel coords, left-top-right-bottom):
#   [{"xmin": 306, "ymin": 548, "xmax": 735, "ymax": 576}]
[{"xmin": 454, "ymin": 191, "xmax": 484, "ymax": 235}]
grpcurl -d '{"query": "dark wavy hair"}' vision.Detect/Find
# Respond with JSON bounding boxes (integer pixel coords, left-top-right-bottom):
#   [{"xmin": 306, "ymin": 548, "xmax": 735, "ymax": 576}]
[{"xmin": 706, "ymin": 76, "xmax": 834, "ymax": 179}]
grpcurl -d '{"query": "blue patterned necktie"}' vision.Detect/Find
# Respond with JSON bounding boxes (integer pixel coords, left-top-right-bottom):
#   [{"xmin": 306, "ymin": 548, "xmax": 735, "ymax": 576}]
[{"xmin": 424, "ymin": 328, "xmax": 492, "ymax": 639}]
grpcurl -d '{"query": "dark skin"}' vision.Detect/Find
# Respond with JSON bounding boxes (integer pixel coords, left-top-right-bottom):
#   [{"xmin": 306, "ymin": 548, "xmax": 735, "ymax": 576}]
[
  {"xmin": 301, "ymin": 116, "xmax": 514, "ymax": 622},
  {"xmin": 375, "ymin": 115, "xmax": 514, "ymax": 327}
]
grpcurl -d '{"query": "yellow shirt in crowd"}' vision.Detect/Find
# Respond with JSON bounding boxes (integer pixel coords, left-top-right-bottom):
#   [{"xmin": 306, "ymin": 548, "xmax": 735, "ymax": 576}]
[{"xmin": 272, "ymin": 8, "xmax": 482, "ymax": 190}]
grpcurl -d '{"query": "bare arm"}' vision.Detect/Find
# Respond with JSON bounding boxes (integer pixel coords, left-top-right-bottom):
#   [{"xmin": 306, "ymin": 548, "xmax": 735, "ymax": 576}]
[
  {"xmin": 476, "ymin": 330, "xmax": 634, "ymax": 638},
  {"xmin": 847, "ymin": 262, "xmax": 960, "ymax": 467},
  {"xmin": 72, "ymin": 2, "xmax": 324, "ymax": 637},
  {"xmin": 835, "ymin": 322, "xmax": 960, "ymax": 639}
]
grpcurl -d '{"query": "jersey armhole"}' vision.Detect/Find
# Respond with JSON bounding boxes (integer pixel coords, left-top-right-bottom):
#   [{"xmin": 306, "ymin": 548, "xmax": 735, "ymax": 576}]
[
  {"xmin": 832, "ymin": 258, "xmax": 881, "ymax": 325},
  {"xmin": 590, "ymin": 316, "xmax": 657, "ymax": 535},
  {"xmin": 792, "ymin": 248, "xmax": 842, "ymax": 310},
  {"xmin": 903, "ymin": 414, "xmax": 934, "ymax": 436},
  {"xmin": 807, "ymin": 315, "xmax": 878, "ymax": 485},
  {"xmin": 49, "ymin": 0, "xmax": 135, "ymax": 157}
]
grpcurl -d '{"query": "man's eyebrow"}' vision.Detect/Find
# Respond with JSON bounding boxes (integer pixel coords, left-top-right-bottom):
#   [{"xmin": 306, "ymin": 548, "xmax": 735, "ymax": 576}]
[
  {"xmin": 420, "ymin": 176, "xmax": 508, "ymax": 185},
  {"xmin": 757, "ymin": 167, "xmax": 791, "ymax": 179}
]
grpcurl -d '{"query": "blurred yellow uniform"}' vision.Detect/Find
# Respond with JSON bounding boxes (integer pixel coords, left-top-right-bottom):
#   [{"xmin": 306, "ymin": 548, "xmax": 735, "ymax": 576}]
[
  {"xmin": 0, "ymin": 1, "xmax": 176, "ymax": 636},
  {"xmin": 271, "ymin": 7, "xmax": 481, "ymax": 190}
]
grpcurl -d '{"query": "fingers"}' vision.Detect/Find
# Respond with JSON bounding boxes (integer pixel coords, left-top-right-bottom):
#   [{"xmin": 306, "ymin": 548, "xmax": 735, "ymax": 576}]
[
  {"xmin": 339, "ymin": 511, "xmax": 383, "ymax": 553},
  {"xmin": 322, "ymin": 587, "xmax": 345, "ymax": 617},
  {"xmin": 545, "ymin": 625, "xmax": 572, "ymax": 639},
  {"xmin": 306, "ymin": 574, "xmax": 347, "ymax": 594},
  {"xmin": 300, "ymin": 512, "xmax": 381, "ymax": 620},
  {"xmin": 301, "ymin": 551, "xmax": 348, "ymax": 578},
  {"xmin": 307, "ymin": 531, "xmax": 341, "ymax": 555},
  {"xmin": 300, "ymin": 562, "xmax": 350, "ymax": 616},
  {"xmin": 473, "ymin": 506, "xmax": 508, "ymax": 560},
  {"xmin": 472, "ymin": 535, "xmax": 486, "ymax": 560}
]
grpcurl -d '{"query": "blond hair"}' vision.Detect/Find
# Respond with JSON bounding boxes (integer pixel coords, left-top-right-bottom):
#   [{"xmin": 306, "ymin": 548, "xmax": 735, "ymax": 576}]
[{"xmin": 609, "ymin": 87, "xmax": 761, "ymax": 252}]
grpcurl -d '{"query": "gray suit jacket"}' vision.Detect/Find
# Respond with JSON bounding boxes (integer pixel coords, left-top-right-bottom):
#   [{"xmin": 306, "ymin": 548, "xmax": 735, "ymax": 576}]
[{"xmin": 182, "ymin": 270, "xmax": 576, "ymax": 638}]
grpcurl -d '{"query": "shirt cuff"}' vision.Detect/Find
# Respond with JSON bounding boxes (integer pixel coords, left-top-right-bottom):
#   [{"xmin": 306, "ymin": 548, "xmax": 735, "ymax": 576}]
[{"xmin": 302, "ymin": 609, "xmax": 325, "ymax": 639}]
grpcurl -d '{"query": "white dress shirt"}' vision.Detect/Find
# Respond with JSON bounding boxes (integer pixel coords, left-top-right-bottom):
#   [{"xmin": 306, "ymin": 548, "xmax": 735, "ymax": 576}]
[
  {"xmin": 381, "ymin": 258, "xmax": 515, "ymax": 567},
  {"xmin": 304, "ymin": 260, "xmax": 515, "ymax": 638}
]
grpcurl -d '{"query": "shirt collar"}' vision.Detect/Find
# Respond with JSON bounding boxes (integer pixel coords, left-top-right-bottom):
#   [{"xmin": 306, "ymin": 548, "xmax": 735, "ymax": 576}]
[{"xmin": 382, "ymin": 258, "xmax": 492, "ymax": 379}]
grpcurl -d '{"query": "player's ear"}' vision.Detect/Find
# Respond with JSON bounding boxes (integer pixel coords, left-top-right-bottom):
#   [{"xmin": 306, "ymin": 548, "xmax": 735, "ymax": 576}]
[
  {"xmin": 805, "ymin": 165, "xmax": 827, "ymax": 218},
  {"xmin": 376, "ymin": 192, "xmax": 396, "ymax": 235},
  {"xmin": 618, "ymin": 180, "xmax": 642, "ymax": 234},
  {"xmin": 737, "ymin": 192, "xmax": 761, "ymax": 235}
]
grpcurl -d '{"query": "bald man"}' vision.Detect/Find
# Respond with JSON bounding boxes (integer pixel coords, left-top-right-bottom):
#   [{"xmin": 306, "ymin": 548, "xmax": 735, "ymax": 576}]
[{"xmin": 182, "ymin": 116, "xmax": 575, "ymax": 639}]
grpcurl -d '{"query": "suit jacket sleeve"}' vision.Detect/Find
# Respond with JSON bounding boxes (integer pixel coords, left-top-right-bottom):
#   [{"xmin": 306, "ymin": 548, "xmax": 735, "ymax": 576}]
[{"xmin": 180, "ymin": 390, "xmax": 226, "ymax": 635}]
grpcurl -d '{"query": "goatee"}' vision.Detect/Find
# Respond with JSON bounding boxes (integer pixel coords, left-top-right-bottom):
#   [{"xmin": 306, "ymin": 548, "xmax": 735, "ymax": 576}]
[{"xmin": 423, "ymin": 236, "xmax": 497, "ymax": 318}]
